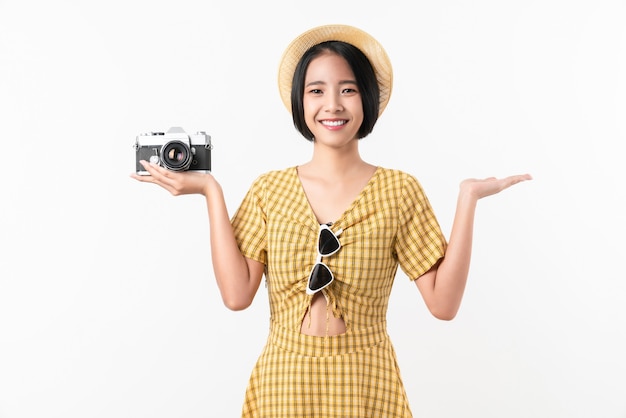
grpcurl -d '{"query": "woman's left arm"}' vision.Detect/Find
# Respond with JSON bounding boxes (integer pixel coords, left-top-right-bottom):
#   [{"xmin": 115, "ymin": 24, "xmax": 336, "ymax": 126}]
[{"xmin": 415, "ymin": 174, "xmax": 532, "ymax": 320}]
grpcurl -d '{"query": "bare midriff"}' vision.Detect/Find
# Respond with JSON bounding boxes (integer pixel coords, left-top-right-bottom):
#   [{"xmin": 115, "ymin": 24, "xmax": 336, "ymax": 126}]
[{"xmin": 300, "ymin": 292, "xmax": 346, "ymax": 336}]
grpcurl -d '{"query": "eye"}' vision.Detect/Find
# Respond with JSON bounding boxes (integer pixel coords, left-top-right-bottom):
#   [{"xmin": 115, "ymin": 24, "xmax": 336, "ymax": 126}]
[
  {"xmin": 308, "ymin": 88, "xmax": 323, "ymax": 95},
  {"xmin": 342, "ymin": 87, "xmax": 358, "ymax": 95}
]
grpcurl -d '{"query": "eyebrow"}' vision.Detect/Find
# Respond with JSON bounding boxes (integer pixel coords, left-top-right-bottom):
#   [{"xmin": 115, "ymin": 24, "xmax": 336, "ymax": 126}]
[{"xmin": 305, "ymin": 79, "xmax": 358, "ymax": 88}]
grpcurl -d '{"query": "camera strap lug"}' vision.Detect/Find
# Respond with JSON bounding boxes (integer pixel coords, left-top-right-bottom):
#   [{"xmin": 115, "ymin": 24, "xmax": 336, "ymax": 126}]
[{"xmin": 203, "ymin": 134, "xmax": 213, "ymax": 150}]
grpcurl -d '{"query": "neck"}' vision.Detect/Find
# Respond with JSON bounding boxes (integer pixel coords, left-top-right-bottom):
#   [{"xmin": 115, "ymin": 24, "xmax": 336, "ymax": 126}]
[
  {"xmin": 298, "ymin": 143, "xmax": 375, "ymax": 183},
  {"xmin": 306, "ymin": 142, "xmax": 369, "ymax": 178}
]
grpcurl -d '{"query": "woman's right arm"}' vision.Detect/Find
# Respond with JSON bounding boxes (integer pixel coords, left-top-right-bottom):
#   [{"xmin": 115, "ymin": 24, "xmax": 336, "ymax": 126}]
[
  {"xmin": 203, "ymin": 177, "xmax": 265, "ymax": 310},
  {"xmin": 131, "ymin": 160, "xmax": 265, "ymax": 310}
]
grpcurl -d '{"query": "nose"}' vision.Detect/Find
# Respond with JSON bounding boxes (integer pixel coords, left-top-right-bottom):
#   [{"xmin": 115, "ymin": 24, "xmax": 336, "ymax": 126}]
[{"xmin": 324, "ymin": 92, "xmax": 344, "ymax": 113}]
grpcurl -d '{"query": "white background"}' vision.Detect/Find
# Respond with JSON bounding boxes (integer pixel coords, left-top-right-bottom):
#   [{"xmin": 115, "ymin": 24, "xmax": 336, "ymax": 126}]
[{"xmin": 1, "ymin": 0, "xmax": 625, "ymax": 417}]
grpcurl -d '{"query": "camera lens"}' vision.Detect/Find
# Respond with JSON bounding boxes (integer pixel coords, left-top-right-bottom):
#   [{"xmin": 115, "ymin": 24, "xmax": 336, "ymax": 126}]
[{"xmin": 161, "ymin": 140, "xmax": 192, "ymax": 171}]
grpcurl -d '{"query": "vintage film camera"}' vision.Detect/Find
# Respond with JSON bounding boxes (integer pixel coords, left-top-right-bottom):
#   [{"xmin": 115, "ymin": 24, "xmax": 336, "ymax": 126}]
[{"xmin": 134, "ymin": 127, "xmax": 212, "ymax": 175}]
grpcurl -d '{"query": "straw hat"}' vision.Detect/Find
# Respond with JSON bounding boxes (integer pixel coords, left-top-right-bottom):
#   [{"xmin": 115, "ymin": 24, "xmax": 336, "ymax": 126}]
[{"xmin": 277, "ymin": 24, "xmax": 393, "ymax": 116}]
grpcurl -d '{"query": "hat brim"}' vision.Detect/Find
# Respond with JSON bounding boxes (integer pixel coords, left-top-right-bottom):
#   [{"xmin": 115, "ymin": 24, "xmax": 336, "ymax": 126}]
[{"xmin": 277, "ymin": 24, "xmax": 393, "ymax": 116}]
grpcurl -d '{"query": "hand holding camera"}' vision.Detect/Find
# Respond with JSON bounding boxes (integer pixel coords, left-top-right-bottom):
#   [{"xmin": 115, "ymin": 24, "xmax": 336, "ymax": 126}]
[
  {"xmin": 131, "ymin": 127, "xmax": 216, "ymax": 197},
  {"xmin": 134, "ymin": 127, "xmax": 212, "ymax": 175}
]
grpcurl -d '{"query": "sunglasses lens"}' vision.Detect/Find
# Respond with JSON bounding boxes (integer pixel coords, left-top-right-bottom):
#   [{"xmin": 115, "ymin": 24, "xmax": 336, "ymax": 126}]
[
  {"xmin": 308, "ymin": 263, "xmax": 333, "ymax": 292},
  {"xmin": 319, "ymin": 228, "xmax": 340, "ymax": 255}
]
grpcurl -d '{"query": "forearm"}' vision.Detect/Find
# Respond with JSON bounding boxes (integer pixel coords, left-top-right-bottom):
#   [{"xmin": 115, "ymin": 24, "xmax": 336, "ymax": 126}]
[
  {"xmin": 203, "ymin": 178, "xmax": 258, "ymax": 309},
  {"xmin": 436, "ymin": 193, "xmax": 476, "ymax": 296},
  {"xmin": 419, "ymin": 192, "xmax": 478, "ymax": 319}
]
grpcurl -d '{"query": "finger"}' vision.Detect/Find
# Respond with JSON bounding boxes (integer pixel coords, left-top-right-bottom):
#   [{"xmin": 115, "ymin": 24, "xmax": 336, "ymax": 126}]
[
  {"xmin": 130, "ymin": 170, "xmax": 161, "ymax": 185},
  {"xmin": 502, "ymin": 174, "xmax": 532, "ymax": 189},
  {"xmin": 141, "ymin": 160, "xmax": 164, "ymax": 175},
  {"xmin": 140, "ymin": 161, "xmax": 177, "ymax": 184},
  {"xmin": 133, "ymin": 160, "xmax": 159, "ymax": 177},
  {"xmin": 130, "ymin": 162, "xmax": 157, "ymax": 182},
  {"xmin": 131, "ymin": 161, "xmax": 174, "ymax": 188},
  {"xmin": 510, "ymin": 173, "xmax": 532, "ymax": 183}
]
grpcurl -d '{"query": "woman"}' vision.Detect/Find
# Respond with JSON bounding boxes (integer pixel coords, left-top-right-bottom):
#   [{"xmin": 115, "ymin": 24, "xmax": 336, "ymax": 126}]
[{"xmin": 132, "ymin": 24, "xmax": 531, "ymax": 417}]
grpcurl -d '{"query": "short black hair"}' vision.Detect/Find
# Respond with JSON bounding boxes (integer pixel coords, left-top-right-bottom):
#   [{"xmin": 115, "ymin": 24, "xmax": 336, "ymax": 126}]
[{"xmin": 290, "ymin": 41, "xmax": 380, "ymax": 141}]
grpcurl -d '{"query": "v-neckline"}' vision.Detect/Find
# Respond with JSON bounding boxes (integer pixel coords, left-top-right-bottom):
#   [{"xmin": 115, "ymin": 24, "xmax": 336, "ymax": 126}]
[{"xmin": 293, "ymin": 166, "xmax": 381, "ymax": 227}]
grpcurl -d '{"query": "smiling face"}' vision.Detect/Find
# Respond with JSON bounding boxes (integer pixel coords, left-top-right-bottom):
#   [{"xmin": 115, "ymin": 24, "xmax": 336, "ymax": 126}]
[
  {"xmin": 302, "ymin": 52, "xmax": 364, "ymax": 148},
  {"xmin": 289, "ymin": 41, "xmax": 380, "ymax": 142}
]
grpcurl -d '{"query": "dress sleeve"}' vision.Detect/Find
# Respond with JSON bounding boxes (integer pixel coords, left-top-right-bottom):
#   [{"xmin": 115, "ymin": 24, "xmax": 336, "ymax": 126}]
[
  {"xmin": 394, "ymin": 174, "xmax": 447, "ymax": 280},
  {"xmin": 231, "ymin": 174, "xmax": 267, "ymax": 265}
]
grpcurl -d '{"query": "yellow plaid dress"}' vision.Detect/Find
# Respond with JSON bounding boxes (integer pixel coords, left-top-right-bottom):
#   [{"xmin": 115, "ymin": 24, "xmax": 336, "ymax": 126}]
[{"xmin": 231, "ymin": 166, "xmax": 447, "ymax": 418}]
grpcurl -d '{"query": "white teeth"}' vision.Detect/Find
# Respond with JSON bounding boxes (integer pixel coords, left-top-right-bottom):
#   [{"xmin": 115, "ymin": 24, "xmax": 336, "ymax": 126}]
[{"xmin": 322, "ymin": 120, "xmax": 346, "ymax": 126}]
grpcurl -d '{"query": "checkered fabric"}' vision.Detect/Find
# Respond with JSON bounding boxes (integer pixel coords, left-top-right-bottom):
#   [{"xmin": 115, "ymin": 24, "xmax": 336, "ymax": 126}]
[{"xmin": 231, "ymin": 167, "xmax": 447, "ymax": 417}]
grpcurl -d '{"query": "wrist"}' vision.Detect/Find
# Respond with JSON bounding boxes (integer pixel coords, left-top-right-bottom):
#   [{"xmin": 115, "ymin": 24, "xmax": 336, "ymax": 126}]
[
  {"xmin": 202, "ymin": 174, "xmax": 221, "ymax": 197},
  {"xmin": 457, "ymin": 187, "xmax": 479, "ymax": 206}
]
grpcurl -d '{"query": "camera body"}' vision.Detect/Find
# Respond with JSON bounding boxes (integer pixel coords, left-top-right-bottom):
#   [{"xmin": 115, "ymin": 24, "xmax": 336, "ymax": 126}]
[{"xmin": 134, "ymin": 127, "xmax": 212, "ymax": 175}]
